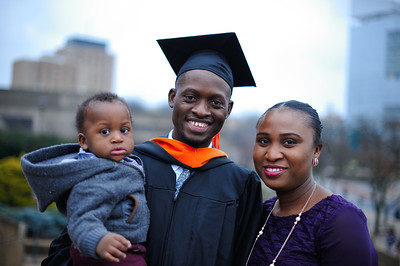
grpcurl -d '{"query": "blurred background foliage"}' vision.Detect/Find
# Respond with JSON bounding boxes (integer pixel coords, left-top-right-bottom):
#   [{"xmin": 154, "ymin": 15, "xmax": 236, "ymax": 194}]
[
  {"xmin": 0, "ymin": 203, "xmax": 67, "ymax": 238},
  {"xmin": 0, "ymin": 129, "xmax": 71, "ymax": 159},
  {"xmin": 0, "ymin": 156, "xmax": 35, "ymax": 206},
  {"xmin": 0, "ymin": 130, "xmax": 69, "ymax": 238}
]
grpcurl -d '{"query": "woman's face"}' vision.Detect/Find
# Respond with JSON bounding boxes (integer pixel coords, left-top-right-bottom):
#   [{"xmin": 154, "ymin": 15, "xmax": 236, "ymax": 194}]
[{"xmin": 253, "ymin": 108, "xmax": 321, "ymax": 192}]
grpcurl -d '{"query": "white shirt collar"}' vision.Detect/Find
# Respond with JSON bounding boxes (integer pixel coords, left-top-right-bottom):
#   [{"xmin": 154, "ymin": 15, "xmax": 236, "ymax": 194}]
[{"xmin": 168, "ymin": 129, "xmax": 213, "ymax": 148}]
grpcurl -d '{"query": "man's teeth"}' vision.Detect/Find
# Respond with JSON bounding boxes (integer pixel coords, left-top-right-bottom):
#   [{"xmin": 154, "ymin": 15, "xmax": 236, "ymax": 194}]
[{"xmin": 190, "ymin": 121, "xmax": 207, "ymax": 127}]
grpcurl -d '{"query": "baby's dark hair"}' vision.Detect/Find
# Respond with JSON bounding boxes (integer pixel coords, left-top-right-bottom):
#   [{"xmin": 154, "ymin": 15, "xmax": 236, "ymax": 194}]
[
  {"xmin": 75, "ymin": 92, "xmax": 132, "ymax": 133},
  {"xmin": 256, "ymin": 100, "xmax": 323, "ymax": 146}
]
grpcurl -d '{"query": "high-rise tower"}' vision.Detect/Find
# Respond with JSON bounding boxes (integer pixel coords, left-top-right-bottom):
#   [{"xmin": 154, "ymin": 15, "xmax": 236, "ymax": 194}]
[
  {"xmin": 346, "ymin": 0, "xmax": 400, "ymax": 125},
  {"xmin": 11, "ymin": 37, "xmax": 114, "ymax": 94}
]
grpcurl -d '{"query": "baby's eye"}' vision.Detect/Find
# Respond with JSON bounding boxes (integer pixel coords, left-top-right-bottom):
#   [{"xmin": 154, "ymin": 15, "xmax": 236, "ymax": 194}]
[
  {"xmin": 100, "ymin": 129, "xmax": 110, "ymax": 135},
  {"xmin": 121, "ymin": 128, "xmax": 129, "ymax": 134}
]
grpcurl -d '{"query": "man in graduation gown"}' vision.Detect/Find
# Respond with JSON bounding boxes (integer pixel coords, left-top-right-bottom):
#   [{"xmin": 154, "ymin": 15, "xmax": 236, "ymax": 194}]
[{"xmin": 42, "ymin": 32, "xmax": 263, "ymax": 266}]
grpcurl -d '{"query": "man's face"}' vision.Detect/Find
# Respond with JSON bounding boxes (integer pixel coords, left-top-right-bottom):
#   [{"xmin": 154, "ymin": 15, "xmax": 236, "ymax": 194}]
[{"xmin": 168, "ymin": 69, "xmax": 233, "ymax": 148}]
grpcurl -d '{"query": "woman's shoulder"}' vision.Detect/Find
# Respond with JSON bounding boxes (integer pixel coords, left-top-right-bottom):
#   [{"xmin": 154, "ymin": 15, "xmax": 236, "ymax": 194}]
[
  {"xmin": 309, "ymin": 194, "xmax": 368, "ymax": 229},
  {"xmin": 314, "ymin": 194, "xmax": 364, "ymax": 215},
  {"xmin": 313, "ymin": 195, "xmax": 377, "ymax": 264}
]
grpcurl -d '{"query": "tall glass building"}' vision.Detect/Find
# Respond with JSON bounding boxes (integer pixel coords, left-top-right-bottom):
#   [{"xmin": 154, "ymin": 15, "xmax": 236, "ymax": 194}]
[{"xmin": 346, "ymin": 0, "xmax": 400, "ymax": 125}]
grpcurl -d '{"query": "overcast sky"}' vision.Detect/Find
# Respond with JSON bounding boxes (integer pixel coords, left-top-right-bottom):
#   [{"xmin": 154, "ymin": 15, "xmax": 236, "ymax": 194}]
[{"xmin": 0, "ymin": 0, "xmax": 350, "ymax": 118}]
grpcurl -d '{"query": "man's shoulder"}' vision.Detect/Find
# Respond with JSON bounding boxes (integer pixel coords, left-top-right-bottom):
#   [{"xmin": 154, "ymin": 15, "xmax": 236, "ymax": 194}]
[
  {"xmin": 134, "ymin": 140, "xmax": 161, "ymax": 154},
  {"xmin": 221, "ymin": 159, "xmax": 251, "ymax": 171},
  {"xmin": 207, "ymin": 157, "xmax": 258, "ymax": 179}
]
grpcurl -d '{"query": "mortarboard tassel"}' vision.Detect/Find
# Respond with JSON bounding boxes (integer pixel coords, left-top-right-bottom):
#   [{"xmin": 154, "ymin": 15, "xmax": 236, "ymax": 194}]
[{"xmin": 212, "ymin": 132, "xmax": 220, "ymax": 149}]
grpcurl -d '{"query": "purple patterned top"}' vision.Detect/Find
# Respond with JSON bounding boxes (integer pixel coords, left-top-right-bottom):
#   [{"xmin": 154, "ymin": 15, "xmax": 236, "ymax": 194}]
[{"xmin": 247, "ymin": 194, "xmax": 378, "ymax": 266}]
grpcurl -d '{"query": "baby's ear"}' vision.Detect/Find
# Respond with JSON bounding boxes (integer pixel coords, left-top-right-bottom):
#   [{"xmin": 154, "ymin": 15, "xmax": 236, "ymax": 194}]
[{"xmin": 78, "ymin": 133, "xmax": 88, "ymax": 150}]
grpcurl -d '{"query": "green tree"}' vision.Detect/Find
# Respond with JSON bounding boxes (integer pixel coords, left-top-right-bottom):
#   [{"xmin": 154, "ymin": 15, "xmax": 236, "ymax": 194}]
[
  {"xmin": 0, "ymin": 129, "xmax": 71, "ymax": 159},
  {"xmin": 354, "ymin": 120, "xmax": 399, "ymax": 235},
  {"xmin": 319, "ymin": 114, "xmax": 353, "ymax": 178},
  {"xmin": 0, "ymin": 156, "xmax": 36, "ymax": 206}
]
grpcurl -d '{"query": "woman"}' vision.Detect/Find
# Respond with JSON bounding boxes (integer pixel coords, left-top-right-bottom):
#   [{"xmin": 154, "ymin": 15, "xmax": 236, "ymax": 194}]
[{"xmin": 247, "ymin": 100, "xmax": 377, "ymax": 265}]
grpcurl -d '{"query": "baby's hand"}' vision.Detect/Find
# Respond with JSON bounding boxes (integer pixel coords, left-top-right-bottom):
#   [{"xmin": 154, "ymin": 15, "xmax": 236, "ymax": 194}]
[{"xmin": 96, "ymin": 232, "xmax": 132, "ymax": 262}]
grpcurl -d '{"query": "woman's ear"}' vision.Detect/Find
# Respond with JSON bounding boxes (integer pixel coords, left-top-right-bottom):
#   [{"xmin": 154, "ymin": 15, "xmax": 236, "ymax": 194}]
[
  {"xmin": 313, "ymin": 144, "xmax": 323, "ymax": 158},
  {"xmin": 78, "ymin": 133, "xmax": 88, "ymax": 151}
]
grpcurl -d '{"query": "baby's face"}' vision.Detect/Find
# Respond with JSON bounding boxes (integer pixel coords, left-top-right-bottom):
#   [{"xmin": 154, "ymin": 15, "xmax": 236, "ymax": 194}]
[{"xmin": 78, "ymin": 101, "xmax": 134, "ymax": 162}]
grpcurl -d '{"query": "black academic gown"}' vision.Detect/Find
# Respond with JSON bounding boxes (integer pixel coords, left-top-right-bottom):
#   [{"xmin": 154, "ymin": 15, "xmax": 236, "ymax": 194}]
[
  {"xmin": 134, "ymin": 141, "xmax": 263, "ymax": 266},
  {"xmin": 41, "ymin": 140, "xmax": 263, "ymax": 266}
]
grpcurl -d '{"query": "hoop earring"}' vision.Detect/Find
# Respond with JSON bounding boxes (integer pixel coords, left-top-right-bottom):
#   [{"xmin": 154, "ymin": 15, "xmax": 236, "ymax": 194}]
[{"xmin": 312, "ymin": 158, "xmax": 319, "ymax": 167}]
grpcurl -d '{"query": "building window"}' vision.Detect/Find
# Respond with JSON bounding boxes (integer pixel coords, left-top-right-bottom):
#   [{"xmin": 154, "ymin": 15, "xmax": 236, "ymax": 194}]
[
  {"xmin": 1, "ymin": 116, "xmax": 32, "ymax": 131},
  {"xmin": 386, "ymin": 30, "xmax": 400, "ymax": 79}
]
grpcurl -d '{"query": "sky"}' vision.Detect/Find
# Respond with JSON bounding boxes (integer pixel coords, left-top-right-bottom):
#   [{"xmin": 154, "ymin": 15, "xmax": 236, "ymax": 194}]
[{"xmin": 0, "ymin": 0, "xmax": 350, "ymax": 118}]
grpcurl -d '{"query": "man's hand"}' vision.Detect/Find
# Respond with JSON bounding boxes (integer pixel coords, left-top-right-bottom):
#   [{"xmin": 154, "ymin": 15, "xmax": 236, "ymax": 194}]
[{"xmin": 96, "ymin": 232, "xmax": 132, "ymax": 262}]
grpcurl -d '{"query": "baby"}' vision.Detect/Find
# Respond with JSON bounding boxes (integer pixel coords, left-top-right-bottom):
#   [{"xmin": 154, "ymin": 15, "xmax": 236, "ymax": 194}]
[{"xmin": 21, "ymin": 92, "xmax": 149, "ymax": 265}]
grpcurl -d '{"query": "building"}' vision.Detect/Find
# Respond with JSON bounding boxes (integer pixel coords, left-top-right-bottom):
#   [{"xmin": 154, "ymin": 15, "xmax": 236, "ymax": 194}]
[
  {"xmin": 11, "ymin": 37, "xmax": 114, "ymax": 94},
  {"xmin": 1, "ymin": 36, "xmax": 174, "ymax": 143},
  {"xmin": 0, "ymin": 89, "xmax": 86, "ymax": 139},
  {"xmin": 0, "ymin": 88, "xmax": 173, "ymax": 141},
  {"xmin": 0, "ymin": 36, "xmax": 118, "ymax": 138},
  {"xmin": 346, "ymin": 0, "xmax": 400, "ymax": 125}
]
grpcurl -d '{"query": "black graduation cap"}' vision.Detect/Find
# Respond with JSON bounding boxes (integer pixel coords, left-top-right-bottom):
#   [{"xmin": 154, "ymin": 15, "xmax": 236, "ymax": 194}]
[{"xmin": 157, "ymin": 32, "xmax": 256, "ymax": 89}]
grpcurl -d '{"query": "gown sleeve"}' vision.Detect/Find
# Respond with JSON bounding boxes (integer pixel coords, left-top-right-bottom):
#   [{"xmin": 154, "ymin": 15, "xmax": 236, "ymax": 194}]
[
  {"xmin": 232, "ymin": 171, "xmax": 263, "ymax": 266},
  {"xmin": 319, "ymin": 206, "xmax": 378, "ymax": 266},
  {"xmin": 41, "ymin": 226, "xmax": 73, "ymax": 266}
]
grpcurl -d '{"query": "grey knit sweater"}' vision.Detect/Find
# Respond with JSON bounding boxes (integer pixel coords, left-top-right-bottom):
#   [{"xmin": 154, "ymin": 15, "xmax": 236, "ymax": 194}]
[{"xmin": 21, "ymin": 143, "xmax": 150, "ymax": 259}]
